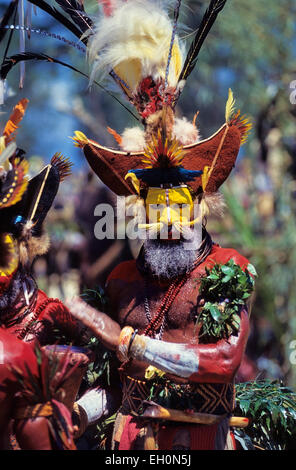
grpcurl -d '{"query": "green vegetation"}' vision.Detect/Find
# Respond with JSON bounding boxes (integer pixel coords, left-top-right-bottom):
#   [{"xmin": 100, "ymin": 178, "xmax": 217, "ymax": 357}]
[{"xmin": 197, "ymin": 260, "xmax": 256, "ymax": 341}]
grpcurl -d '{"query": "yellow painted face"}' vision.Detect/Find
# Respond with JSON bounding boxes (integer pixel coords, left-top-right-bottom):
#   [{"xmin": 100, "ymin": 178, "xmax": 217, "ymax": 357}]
[
  {"xmin": 0, "ymin": 234, "xmax": 19, "ymax": 277},
  {"xmin": 145, "ymin": 186, "xmax": 195, "ymax": 226}
]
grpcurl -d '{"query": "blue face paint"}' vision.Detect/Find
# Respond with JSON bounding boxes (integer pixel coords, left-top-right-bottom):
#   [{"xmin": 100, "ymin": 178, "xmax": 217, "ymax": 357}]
[{"xmin": 13, "ymin": 215, "xmax": 25, "ymax": 225}]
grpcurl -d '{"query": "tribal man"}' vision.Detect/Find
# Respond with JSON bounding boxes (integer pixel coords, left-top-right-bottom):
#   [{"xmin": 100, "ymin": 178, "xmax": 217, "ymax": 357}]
[{"xmin": 66, "ymin": 0, "xmax": 254, "ymax": 450}]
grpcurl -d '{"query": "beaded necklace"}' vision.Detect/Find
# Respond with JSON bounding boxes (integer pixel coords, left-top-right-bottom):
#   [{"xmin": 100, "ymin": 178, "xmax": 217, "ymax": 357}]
[
  {"xmin": 119, "ymin": 232, "xmax": 213, "ymax": 374},
  {"xmin": 143, "ymin": 231, "xmax": 213, "ymax": 339}
]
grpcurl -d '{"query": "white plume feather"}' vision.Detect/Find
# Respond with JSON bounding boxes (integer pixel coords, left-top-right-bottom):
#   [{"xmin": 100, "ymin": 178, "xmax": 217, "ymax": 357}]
[
  {"xmin": 88, "ymin": 0, "xmax": 184, "ymax": 93},
  {"xmin": 120, "ymin": 127, "xmax": 146, "ymax": 152}
]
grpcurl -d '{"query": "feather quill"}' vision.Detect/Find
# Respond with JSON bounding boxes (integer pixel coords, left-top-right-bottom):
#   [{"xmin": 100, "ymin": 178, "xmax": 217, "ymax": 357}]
[
  {"xmin": 1, "ymin": 25, "xmax": 86, "ymax": 52},
  {"xmin": 225, "ymin": 88, "xmax": 235, "ymax": 123},
  {"xmin": 25, "ymin": 1, "xmax": 32, "ymax": 39},
  {"xmin": 26, "ymin": 0, "xmax": 86, "ymax": 42},
  {"xmin": 178, "ymin": 0, "xmax": 228, "ymax": 85},
  {"xmin": 54, "ymin": 0, "xmax": 93, "ymax": 34},
  {"xmin": 0, "ymin": 51, "xmax": 93, "ymax": 83},
  {"xmin": 0, "ymin": 1, "xmax": 18, "ymax": 43},
  {"xmin": 0, "ymin": 51, "xmax": 139, "ymax": 121},
  {"xmin": 165, "ymin": 0, "xmax": 182, "ymax": 89},
  {"xmin": 18, "ymin": 0, "xmax": 26, "ymax": 89}
]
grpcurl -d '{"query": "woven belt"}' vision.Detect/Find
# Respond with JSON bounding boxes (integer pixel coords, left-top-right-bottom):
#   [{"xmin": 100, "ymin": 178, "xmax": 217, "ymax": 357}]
[{"xmin": 121, "ymin": 374, "xmax": 235, "ymax": 416}]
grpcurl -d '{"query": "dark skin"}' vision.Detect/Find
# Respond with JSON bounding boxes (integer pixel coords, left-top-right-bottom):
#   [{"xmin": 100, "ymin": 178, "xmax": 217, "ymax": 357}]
[
  {"xmin": 107, "ymin": 274, "xmax": 203, "ymax": 381},
  {"xmin": 66, "ymin": 245, "xmax": 250, "ymax": 385}
]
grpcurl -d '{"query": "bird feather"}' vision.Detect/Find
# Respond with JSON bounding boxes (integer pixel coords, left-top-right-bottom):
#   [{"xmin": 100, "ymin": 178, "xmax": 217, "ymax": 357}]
[
  {"xmin": 225, "ymin": 88, "xmax": 235, "ymax": 123},
  {"xmin": 178, "ymin": 0, "xmax": 228, "ymax": 84},
  {"xmin": 0, "ymin": 1, "xmax": 18, "ymax": 43},
  {"xmin": 0, "ymin": 52, "xmax": 139, "ymax": 121},
  {"xmin": 3, "ymin": 98, "xmax": 29, "ymax": 144},
  {"xmin": 26, "ymin": 0, "xmax": 85, "ymax": 42},
  {"xmin": 54, "ymin": 0, "xmax": 93, "ymax": 34}
]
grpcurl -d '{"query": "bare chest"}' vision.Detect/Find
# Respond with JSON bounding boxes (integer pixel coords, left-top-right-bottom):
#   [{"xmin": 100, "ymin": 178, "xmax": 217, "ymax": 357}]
[{"xmin": 112, "ymin": 276, "xmax": 202, "ymax": 335}]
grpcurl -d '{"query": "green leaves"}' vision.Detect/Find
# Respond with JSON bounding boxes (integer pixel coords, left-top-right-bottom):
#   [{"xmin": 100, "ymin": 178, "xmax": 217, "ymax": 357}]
[
  {"xmin": 80, "ymin": 285, "xmax": 114, "ymax": 388},
  {"xmin": 85, "ymin": 337, "xmax": 114, "ymax": 388},
  {"xmin": 235, "ymin": 380, "xmax": 296, "ymax": 450},
  {"xmin": 197, "ymin": 260, "xmax": 256, "ymax": 341},
  {"xmin": 81, "ymin": 285, "xmax": 108, "ymax": 312},
  {"xmin": 208, "ymin": 303, "xmax": 222, "ymax": 323}
]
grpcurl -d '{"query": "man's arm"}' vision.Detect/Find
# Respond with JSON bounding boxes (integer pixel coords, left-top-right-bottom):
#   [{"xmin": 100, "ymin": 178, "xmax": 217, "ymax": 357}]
[
  {"xmin": 118, "ymin": 307, "xmax": 249, "ymax": 383},
  {"xmin": 67, "ymin": 296, "xmax": 249, "ymax": 383},
  {"xmin": 65, "ymin": 297, "xmax": 121, "ymax": 351}
]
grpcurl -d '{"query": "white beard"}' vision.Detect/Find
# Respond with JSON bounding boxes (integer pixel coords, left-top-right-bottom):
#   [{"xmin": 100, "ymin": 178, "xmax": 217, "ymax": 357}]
[{"xmin": 143, "ymin": 226, "xmax": 202, "ymax": 280}]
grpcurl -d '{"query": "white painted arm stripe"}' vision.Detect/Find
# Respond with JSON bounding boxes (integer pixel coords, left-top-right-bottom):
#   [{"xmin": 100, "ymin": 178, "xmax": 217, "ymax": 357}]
[{"xmin": 133, "ymin": 336, "xmax": 199, "ymax": 378}]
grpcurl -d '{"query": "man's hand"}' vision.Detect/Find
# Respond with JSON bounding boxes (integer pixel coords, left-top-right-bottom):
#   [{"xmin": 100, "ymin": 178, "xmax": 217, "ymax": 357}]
[{"xmin": 65, "ymin": 297, "xmax": 121, "ymax": 351}]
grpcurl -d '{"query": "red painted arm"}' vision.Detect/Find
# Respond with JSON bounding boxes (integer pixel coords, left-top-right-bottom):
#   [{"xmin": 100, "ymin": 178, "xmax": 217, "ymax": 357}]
[
  {"xmin": 188, "ymin": 308, "xmax": 250, "ymax": 383},
  {"xmin": 127, "ymin": 307, "xmax": 250, "ymax": 383},
  {"xmin": 34, "ymin": 290, "xmax": 86, "ymax": 345}
]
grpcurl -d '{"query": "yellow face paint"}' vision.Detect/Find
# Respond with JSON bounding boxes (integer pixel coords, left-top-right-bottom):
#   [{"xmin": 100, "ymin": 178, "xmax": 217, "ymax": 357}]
[
  {"xmin": 145, "ymin": 186, "xmax": 195, "ymax": 227},
  {"xmin": 0, "ymin": 234, "xmax": 19, "ymax": 277}
]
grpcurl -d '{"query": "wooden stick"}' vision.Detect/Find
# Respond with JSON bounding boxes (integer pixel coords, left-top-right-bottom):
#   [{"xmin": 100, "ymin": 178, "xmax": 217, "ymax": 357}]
[{"xmin": 141, "ymin": 404, "xmax": 249, "ymax": 428}]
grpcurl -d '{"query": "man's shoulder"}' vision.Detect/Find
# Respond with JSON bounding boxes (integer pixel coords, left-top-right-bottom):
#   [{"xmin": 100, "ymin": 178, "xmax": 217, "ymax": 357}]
[
  {"xmin": 106, "ymin": 259, "xmax": 141, "ymax": 284},
  {"xmin": 206, "ymin": 244, "xmax": 251, "ymax": 270}
]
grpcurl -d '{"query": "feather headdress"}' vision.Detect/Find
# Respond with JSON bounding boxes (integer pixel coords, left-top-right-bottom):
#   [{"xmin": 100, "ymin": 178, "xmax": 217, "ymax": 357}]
[
  {"xmin": 0, "ymin": 0, "xmax": 251, "ymax": 198},
  {"xmin": 0, "ymin": 99, "xmax": 30, "ymax": 276},
  {"xmin": 0, "ymin": 99, "xmax": 73, "ymax": 273},
  {"xmin": 75, "ymin": 0, "xmax": 250, "ymax": 197},
  {"xmin": 88, "ymin": 0, "xmax": 184, "ymax": 120}
]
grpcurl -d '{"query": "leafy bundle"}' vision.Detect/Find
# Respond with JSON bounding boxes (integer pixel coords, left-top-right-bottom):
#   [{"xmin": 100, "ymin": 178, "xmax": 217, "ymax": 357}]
[
  {"xmin": 197, "ymin": 259, "xmax": 256, "ymax": 341},
  {"xmin": 234, "ymin": 380, "xmax": 296, "ymax": 450},
  {"xmin": 76, "ymin": 287, "xmax": 118, "ymax": 449}
]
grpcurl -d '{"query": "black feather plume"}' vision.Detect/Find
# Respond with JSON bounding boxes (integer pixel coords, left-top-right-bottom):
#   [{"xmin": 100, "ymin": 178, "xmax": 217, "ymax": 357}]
[
  {"xmin": 55, "ymin": 0, "xmax": 93, "ymax": 34},
  {"xmin": 0, "ymin": 1, "xmax": 18, "ymax": 43},
  {"xmin": 0, "ymin": 51, "xmax": 85, "ymax": 80},
  {"xmin": 26, "ymin": 0, "xmax": 86, "ymax": 43},
  {"xmin": 51, "ymin": 152, "xmax": 73, "ymax": 181},
  {"xmin": 0, "ymin": 52, "xmax": 140, "ymax": 121},
  {"xmin": 178, "ymin": 0, "xmax": 228, "ymax": 84}
]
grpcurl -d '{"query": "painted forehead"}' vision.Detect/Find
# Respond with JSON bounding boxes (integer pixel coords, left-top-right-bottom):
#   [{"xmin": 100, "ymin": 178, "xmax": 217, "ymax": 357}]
[{"xmin": 145, "ymin": 186, "xmax": 194, "ymax": 205}]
